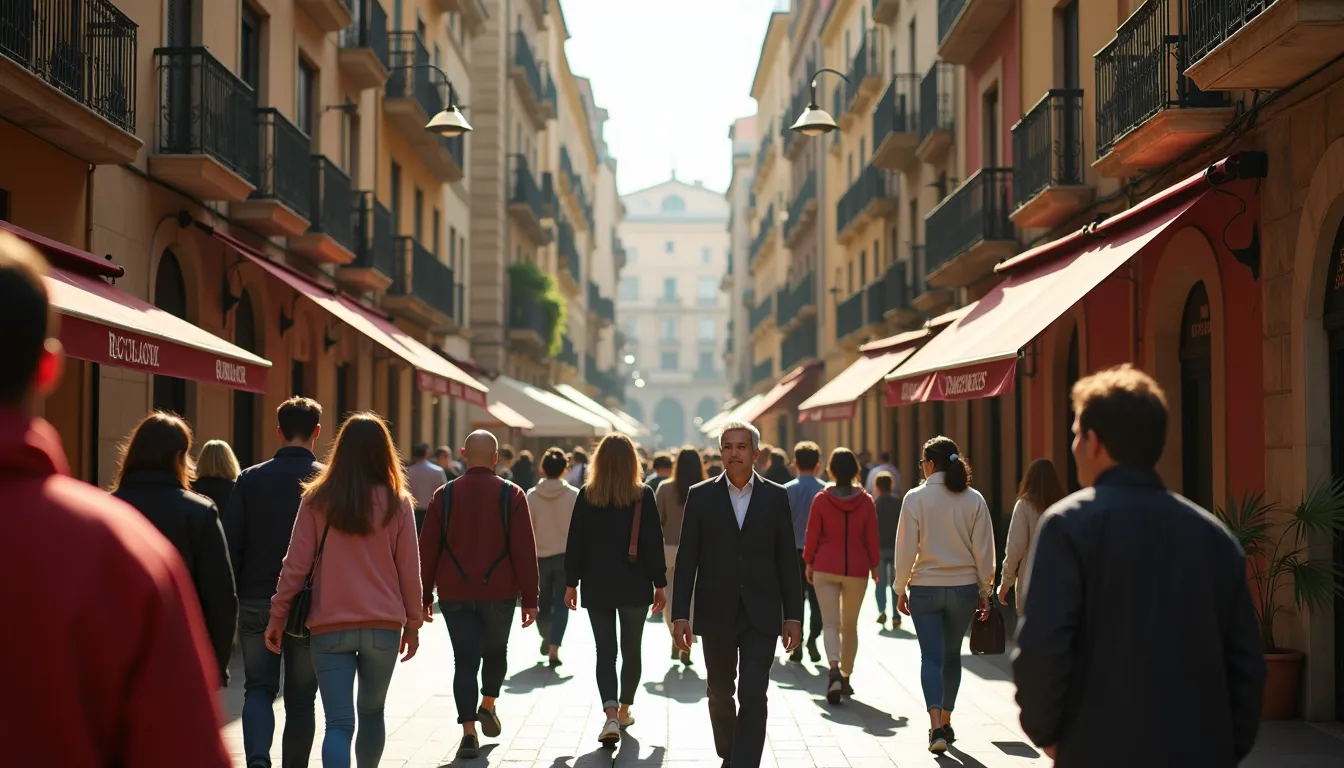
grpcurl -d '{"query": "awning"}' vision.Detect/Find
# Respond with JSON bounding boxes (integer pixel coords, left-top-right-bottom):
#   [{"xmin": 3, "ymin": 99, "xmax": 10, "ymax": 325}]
[
  {"xmin": 797, "ymin": 336, "xmax": 926, "ymax": 423},
  {"xmin": 883, "ymin": 160, "xmax": 1246, "ymax": 406},
  {"xmin": 553, "ymin": 383, "xmax": 645, "ymax": 438},
  {"xmin": 214, "ymin": 230, "xmax": 487, "ymax": 406},
  {"xmin": 488, "ymin": 375, "xmax": 611, "ymax": 438},
  {"xmin": 473, "ymin": 401, "xmax": 535, "ymax": 431},
  {"xmin": 700, "ymin": 394, "xmax": 764, "ymax": 436},
  {"xmin": 613, "ymin": 408, "xmax": 652, "ymax": 438},
  {"xmin": 0, "ymin": 220, "xmax": 124, "ymax": 279},
  {"xmin": 741, "ymin": 362, "xmax": 822, "ymax": 423}
]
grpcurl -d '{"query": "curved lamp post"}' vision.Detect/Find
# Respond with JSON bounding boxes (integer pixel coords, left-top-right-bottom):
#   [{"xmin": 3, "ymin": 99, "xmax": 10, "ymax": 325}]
[
  {"xmin": 790, "ymin": 67, "xmax": 850, "ymax": 137},
  {"xmin": 387, "ymin": 62, "xmax": 473, "ymax": 138}
]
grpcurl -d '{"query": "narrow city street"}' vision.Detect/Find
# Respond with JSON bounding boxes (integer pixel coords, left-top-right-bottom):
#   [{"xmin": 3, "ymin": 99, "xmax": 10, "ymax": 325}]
[{"xmin": 222, "ymin": 599, "xmax": 1344, "ymax": 767}]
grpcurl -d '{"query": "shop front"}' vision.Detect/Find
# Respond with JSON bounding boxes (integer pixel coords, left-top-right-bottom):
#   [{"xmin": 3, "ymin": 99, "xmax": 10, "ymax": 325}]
[{"xmin": 740, "ymin": 361, "xmax": 822, "ymax": 451}]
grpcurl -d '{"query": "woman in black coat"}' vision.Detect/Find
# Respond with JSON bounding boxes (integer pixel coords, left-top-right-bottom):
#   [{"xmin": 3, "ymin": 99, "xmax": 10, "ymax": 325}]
[
  {"xmin": 112, "ymin": 412, "xmax": 237, "ymax": 685},
  {"xmin": 564, "ymin": 434, "xmax": 666, "ymax": 746}
]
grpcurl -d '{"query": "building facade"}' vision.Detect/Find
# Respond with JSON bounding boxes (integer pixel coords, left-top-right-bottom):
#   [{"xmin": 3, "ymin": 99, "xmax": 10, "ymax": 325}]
[
  {"xmin": 618, "ymin": 178, "xmax": 731, "ymax": 448},
  {"xmin": 723, "ymin": 116, "xmax": 757, "ymax": 401}
]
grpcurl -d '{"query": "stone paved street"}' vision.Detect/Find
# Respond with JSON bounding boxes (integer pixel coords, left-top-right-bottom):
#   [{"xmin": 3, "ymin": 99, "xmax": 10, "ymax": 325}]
[{"xmin": 222, "ymin": 599, "xmax": 1344, "ymax": 767}]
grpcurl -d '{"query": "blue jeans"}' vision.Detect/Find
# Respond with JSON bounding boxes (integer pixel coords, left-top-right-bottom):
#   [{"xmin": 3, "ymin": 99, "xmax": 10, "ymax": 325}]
[
  {"xmin": 874, "ymin": 549, "xmax": 896, "ymax": 614},
  {"xmin": 907, "ymin": 584, "xmax": 980, "ymax": 712},
  {"xmin": 310, "ymin": 628, "xmax": 401, "ymax": 768},
  {"xmin": 238, "ymin": 598, "xmax": 317, "ymax": 768},
  {"xmin": 536, "ymin": 554, "xmax": 569, "ymax": 647}
]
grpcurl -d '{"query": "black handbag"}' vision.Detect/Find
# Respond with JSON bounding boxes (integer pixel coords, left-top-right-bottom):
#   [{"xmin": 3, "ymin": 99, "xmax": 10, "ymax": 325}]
[
  {"xmin": 969, "ymin": 598, "xmax": 1006, "ymax": 655},
  {"xmin": 285, "ymin": 522, "xmax": 331, "ymax": 639}
]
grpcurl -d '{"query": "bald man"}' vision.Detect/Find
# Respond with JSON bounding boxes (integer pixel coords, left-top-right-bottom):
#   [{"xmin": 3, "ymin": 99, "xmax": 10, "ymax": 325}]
[{"xmin": 419, "ymin": 430, "xmax": 539, "ymax": 760}]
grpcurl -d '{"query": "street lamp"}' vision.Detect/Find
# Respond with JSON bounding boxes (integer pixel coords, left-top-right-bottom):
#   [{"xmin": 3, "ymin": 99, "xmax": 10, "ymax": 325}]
[
  {"xmin": 387, "ymin": 62, "xmax": 473, "ymax": 138},
  {"xmin": 790, "ymin": 67, "xmax": 849, "ymax": 137}
]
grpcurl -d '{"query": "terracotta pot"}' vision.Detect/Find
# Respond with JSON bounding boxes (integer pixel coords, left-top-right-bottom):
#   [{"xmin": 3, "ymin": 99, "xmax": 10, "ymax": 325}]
[{"xmin": 1261, "ymin": 651, "xmax": 1304, "ymax": 720}]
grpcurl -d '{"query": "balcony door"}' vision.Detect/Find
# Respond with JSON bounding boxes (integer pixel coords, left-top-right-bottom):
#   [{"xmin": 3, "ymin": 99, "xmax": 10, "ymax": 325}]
[
  {"xmin": 1059, "ymin": 0, "xmax": 1081, "ymax": 182},
  {"xmin": 1179, "ymin": 282, "xmax": 1213, "ymax": 510},
  {"xmin": 152, "ymin": 252, "xmax": 189, "ymax": 419},
  {"xmin": 167, "ymin": 0, "xmax": 195, "ymax": 151}
]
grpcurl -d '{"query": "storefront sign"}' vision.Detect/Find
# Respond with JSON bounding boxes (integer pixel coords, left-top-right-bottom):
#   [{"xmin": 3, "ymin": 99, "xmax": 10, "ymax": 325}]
[
  {"xmin": 416, "ymin": 370, "xmax": 488, "ymax": 406},
  {"xmin": 885, "ymin": 374, "xmax": 933, "ymax": 407},
  {"xmin": 885, "ymin": 358, "xmax": 1018, "ymax": 405},
  {"xmin": 797, "ymin": 402, "xmax": 857, "ymax": 423},
  {"xmin": 59, "ymin": 313, "xmax": 269, "ymax": 393}
]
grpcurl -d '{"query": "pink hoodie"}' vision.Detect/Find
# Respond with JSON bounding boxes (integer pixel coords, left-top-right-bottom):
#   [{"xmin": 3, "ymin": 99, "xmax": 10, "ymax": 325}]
[{"xmin": 269, "ymin": 491, "xmax": 424, "ymax": 636}]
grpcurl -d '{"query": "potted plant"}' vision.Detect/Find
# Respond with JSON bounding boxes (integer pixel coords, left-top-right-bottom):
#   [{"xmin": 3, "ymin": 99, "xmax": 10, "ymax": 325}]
[
  {"xmin": 506, "ymin": 261, "xmax": 567, "ymax": 356},
  {"xmin": 1213, "ymin": 481, "xmax": 1344, "ymax": 719}
]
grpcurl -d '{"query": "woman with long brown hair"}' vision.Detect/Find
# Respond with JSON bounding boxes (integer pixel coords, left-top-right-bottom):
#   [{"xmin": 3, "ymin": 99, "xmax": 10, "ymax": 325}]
[
  {"xmin": 998, "ymin": 458, "xmax": 1065, "ymax": 609},
  {"xmin": 564, "ymin": 433, "xmax": 667, "ymax": 745},
  {"xmin": 654, "ymin": 445, "xmax": 705, "ymax": 665},
  {"xmin": 111, "ymin": 412, "xmax": 237, "ymax": 685},
  {"xmin": 265, "ymin": 413, "xmax": 423, "ymax": 768}
]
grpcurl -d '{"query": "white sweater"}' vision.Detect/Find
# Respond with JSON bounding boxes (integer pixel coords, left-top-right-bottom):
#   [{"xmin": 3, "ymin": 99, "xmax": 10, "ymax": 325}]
[
  {"xmin": 999, "ymin": 498, "xmax": 1042, "ymax": 604},
  {"xmin": 893, "ymin": 472, "xmax": 996, "ymax": 595}
]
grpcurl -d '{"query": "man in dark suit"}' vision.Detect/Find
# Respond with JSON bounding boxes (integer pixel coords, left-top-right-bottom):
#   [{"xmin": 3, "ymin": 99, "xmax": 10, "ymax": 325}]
[
  {"xmin": 1013, "ymin": 365, "xmax": 1264, "ymax": 767},
  {"xmin": 672, "ymin": 421, "xmax": 803, "ymax": 768}
]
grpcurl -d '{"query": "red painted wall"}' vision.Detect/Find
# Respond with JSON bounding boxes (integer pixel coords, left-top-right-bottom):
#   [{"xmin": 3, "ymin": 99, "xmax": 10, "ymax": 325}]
[{"xmin": 964, "ymin": 4, "xmax": 1021, "ymax": 171}]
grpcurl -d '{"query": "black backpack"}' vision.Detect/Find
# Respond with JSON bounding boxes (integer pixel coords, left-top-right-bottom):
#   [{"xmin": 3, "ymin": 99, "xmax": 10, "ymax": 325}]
[{"xmin": 438, "ymin": 477, "xmax": 515, "ymax": 584}]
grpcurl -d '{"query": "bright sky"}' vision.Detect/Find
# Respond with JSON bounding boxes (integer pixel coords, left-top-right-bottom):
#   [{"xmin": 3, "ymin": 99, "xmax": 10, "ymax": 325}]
[{"xmin": 560, "ymin": 0, "xmax": 785, "ymax": 195}]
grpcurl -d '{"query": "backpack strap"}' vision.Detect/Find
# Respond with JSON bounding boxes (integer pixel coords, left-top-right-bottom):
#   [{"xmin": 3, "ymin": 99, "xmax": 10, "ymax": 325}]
[
  {"xmin": 481, "ymin": 480, "xmax": 513, "ymax": 583},
  {"xmin": 438, "ymin": 479, "xmax": 470, "ymax": 583}
]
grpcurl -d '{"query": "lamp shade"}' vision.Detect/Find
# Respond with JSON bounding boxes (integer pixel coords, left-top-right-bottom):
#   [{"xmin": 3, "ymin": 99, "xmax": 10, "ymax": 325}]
[
  {"xmin": 791, "ymin": 104, "xmax": 838, "ymax": 137},
  {"xmin": 426, "ymin": 106, "xmax": 472, "ymax": 137}
]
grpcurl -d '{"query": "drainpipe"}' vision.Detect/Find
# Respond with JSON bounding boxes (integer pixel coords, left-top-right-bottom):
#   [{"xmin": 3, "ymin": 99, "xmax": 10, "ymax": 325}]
[{"xmin": 84, "ymin": 163, "xmax": 95, "ymax": 253}]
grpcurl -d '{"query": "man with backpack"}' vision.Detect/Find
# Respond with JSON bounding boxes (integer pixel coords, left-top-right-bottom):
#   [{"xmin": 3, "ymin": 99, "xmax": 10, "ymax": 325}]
[{"xmin": 420, "ymin": 430, "xmax": 539, "ymax": 761}]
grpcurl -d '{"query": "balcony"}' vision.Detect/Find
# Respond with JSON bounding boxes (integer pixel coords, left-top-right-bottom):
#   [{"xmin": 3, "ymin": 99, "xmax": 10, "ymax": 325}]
[
  {"xmin": 557, "ymin": 335, "xmax": 579, "ymax": 371},
  {"xmin": 835, "ymin": 291, "xmax": 866, "ymax": 342},
  {"xmin": 875, "ymin": 261, "xmax": 920, "ymax": 327},
  {"xmin": 508, "ymin": 156, "xmax": 553, "ymax": 245},
  {"xmin": 749, "ymin": 204, "xmax": 777, "ymax": 266},
  {"xmin": 937, "ymin": 0, "xmax": 1016, "ymax": 65},
  {"xmin": 752, "ymin": 357, "xmax": 775, "ymax": 388},
  {"xmin": 339, "ymin": 0, "xmax": 389, "ymax": 91},
  {"xmin": 434, "ymin": 0, "xmax": 488, "ymax": 34},
  {"xmin": 385, "ymin": 236, "xmax": 456, "ymax": 330},
  {"xmin": 509, "ymin": 277, "xmax": 551, "ymax": 353},
  {"xmin": 918, "ymin": 62, "xmax": 956, "ymax": 163},
  {"xmin": 233, "ymin": 108, "xmax": 311, "ymax": 237},
  {"xmin": 337, "ymin": 192, "xmax": 396, "ymax": 293},
  {"xmin": 749, "ymin": 292, "xmax": 776, "ymax": 336},
  {"xmin": 783, "ymin": 172, "xmax": 818, "ymax": 247},
  {"xmin": 557, "ymin": 216, "xmax": 581, "ymax": 295},
  {"xmin": 511, "ymin": 29, "xmax": 554, "ymax": 127},
  {"xmin": 588, "ymin": 281, "xmax": 615, "ymax": 325},
  {"xmin": 875, "ymin": 0, "xmax": 901, "ymax": 23},
  {"xmin": 290, "ymin": 156, "xmax": 358, "ymax": 264},
  {"xmin": 150, "ymin": 47, "xmax": 256, "ymax": 202},
  {"xmin": 872, "ymin": 75, "xmax": 920, "ymax": 171},
  {"xmin": 837, "ymin": 164, "xmax": 899, "ymax": 245},
  {"xmin": 776, "ymin": 271, "xmax": 817, "ymax": 332},
  {"xmin": 384, "ymin": 33, "xmax": 464, "ymax": 182},
  {"xmin": 845, "ymin": 29, "xmax": 884, "ymax": 119},
  {"xmin": 1010, "ymin": 89, "xmax": 1092, "ymax": 229},
  {"xmin": 0, "ymin": 0, "xmax": 140, "ymax": 165},
  {"xmin": 612, "ymin": 232, "xmax": 627, "ymax": 271},
  {"xmin": 1186, "ymin": 0, "xmax": 1344, "ymax": 91},
  {"xmin": 753, "ymin": 129, "xmax": 778, "ymax": 191},
  {"xmin": 781, "ymin": 318, "xmax": 819, "ymax": 369},
  {"xmin": 829, "ymin": 84, "xmax": 845, "ymax": 156},
  {"xmin": 910, "ymin": 244, "xmax": 955, "ymax": 314},
  {"xmin": 1094, "ymin": 0, "xmax": 1233, "ymax": 177},
  {"xmin": 297, "ymin": 0, "xmax": 352, "ymax": 34},
  {"xmin": 926, "ymin": 168, "xmax": 1016, "ymax": 288}
]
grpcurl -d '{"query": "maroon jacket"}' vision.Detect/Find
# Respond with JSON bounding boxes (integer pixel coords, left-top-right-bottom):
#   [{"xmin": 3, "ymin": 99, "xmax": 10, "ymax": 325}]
[
  {"xmin": 0, "ymin": 409, "xmax": 229, "ymax": 767},
  {"xmin": 419, "ymin": 466, "xmax": 539, "ymax": 608}
]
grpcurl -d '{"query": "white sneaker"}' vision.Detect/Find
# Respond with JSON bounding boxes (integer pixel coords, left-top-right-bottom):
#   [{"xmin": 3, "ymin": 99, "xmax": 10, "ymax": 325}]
[{"xmin": 598, "ymin": 718, "xmax": 621, "ymax": 744}]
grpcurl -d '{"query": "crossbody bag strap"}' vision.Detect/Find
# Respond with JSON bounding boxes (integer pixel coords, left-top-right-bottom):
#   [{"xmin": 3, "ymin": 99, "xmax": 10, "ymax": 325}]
[
  {"xmin": 481, "ymin": 480, "xmax": 513, "ymax": 583},
  {"xmin": 303, "ymin": 522, "xmax": 331, "ymax": 587},
  {"xmin": 627, "ymin": 492, "xmax": 643, "ymax": 564},
  {"xmin": 438, "ymin": 480, "xmax": 471, "ymax": 582}
]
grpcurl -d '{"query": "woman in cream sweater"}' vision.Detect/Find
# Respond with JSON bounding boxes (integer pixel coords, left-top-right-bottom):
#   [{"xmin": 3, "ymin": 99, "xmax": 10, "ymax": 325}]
[
  {"xmin": 893, "ymin": 436, "xmax": 995, "ymax": 756},
  {"xmin": 997, "ymin": 458, "xmax": 1064, "ymax": 610}
]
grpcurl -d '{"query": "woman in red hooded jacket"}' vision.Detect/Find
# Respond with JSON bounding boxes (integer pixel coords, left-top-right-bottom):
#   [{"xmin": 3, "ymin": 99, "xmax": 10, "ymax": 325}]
[{"xmin": 803, "ymin": 447, "xmax": 880, "ymax": 705}]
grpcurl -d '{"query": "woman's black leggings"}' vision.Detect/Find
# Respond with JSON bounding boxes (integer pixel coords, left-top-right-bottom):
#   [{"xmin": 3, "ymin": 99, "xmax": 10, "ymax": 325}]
[{"xmin": 587, "ymin": 606, "xmax": 647, "ymax": 709}]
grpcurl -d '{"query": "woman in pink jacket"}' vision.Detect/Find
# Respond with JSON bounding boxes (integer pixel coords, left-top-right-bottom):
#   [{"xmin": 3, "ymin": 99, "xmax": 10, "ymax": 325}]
[
  {"xmin": 803, "ymin": 447, "xmax": 880, "ymax": 705},
  {"xmin": 267, "ymin": 413, "xmax": 423, "ymax": 768}
]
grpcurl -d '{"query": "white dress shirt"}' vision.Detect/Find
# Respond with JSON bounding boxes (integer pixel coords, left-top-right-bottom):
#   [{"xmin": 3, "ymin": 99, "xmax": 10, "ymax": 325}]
[{"xmin": 726, "ymin": 472, "xmax": 755, "ymax": 529}]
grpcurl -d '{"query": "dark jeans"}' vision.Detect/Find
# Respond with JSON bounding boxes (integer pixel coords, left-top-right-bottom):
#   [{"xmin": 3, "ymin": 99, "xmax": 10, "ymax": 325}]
[
  {"xmin": 441, "ymin": 599, "xmax": 514, "ymax": 724},
  {"xmin": 536, "ymin": 555, "xmax": 570, "ymax": 648},
  {"xmin": 875, "ymin": 548, "xmax": 897, "ymax": 614},
  {"xmin": 908, "ymin": 584, "xmax": 980, "ymax": 712},
  {"xmin": 798, "ymin": 550, "xmax": 823, "ymax": 641},
  {"xmin": 238, "ymin": 598, "xmax": 318, "ymax": 768},
  {"xmin": 310, "ymin": 628, "xmax": 400, "ymax": 768},
  {"xmin": 702, "ymin": 614, "xmax": 776, "ymax": 768},
  {"xmin": 587, "ymin": 606, "xmax": 647, "ymax": 709}
]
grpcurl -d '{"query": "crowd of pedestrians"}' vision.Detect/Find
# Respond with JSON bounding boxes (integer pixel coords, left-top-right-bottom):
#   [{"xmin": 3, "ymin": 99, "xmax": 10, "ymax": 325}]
[{"xmin": 0, "ymin": 229, "xmax": 1270, "ymax": 768}]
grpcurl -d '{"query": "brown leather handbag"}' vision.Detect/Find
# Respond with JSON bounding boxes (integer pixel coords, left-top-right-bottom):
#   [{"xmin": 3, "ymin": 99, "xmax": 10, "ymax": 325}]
[{"xmin": 970, "ymin": 599, "xmax": 1006, "ymax": 655}]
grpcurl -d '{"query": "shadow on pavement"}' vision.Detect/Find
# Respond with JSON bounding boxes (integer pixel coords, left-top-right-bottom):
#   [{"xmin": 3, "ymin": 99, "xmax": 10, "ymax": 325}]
[
  {"xmin": 504, "ymin": 662, "xmax": 574, "ymax": 693},
  {"xmin": 616, "ymin": 732, "xmax": 666, "ymax": 766},
  {"xmin": 961, "ymin": 654, "xmax": 1012, "ymax": 682},
  {"xmin": 819, "ymin": 697, "xmax": 908, "ymax": 737},
  {"xmin": 878, "ymin": 625, "xmax": 916, "ymax": 640},
  {"xmin": 936, "ymin": 746, "xmax": 990, "ymax": 767},
  {"xmin": 572, "ymin": 744, "xmax": 617, "ymax": 767},
  {"xmin": 770, "ymin": 658, "xmax": 826, "ymax": 695},
  {"xmin": 439, "ymin": 742, "xmax": 497, "ymax": 767},
  {"xmin": 992, "ymin": 740, "xmax": 1040, "ymax": 758},
  {"xmin": 642, "ymin": 665, "xmax": 707, "ymax": 703}
]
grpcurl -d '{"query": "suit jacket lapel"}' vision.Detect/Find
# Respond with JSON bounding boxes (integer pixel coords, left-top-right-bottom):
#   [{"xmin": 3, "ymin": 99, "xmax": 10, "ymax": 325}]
[
  {"xmin": 716, "ymin": 473, "xmax": 737, "ymax": 535},
  {"xmin": 740, "ymin": 471, "xmax": 765, "ymax": 535}
]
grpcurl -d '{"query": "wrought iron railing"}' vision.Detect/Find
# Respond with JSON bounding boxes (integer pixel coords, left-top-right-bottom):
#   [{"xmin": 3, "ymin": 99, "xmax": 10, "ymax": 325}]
[
  {"xmin": 845, "ymin": 28, "xmax": 881, "ymax": 108},
  {"xmin": 752, "ymin": 357, "xmax": 775, "ymax": 386},
  {"xmin": 588, "ymin": 281, "xmax": 615, "ymax": 322},
  {"xmin": 938, "ymin": 0, "xmax": 969, "ymax": 44},
  {"xmin": 776, "ymin": 271, "xmax": 816, "ymax": 325},
  {"xmin": 351, "ymin": 192, "xmax": 395, "ymax": 277},
  {"xmin": 154, "ymin": 47, "xmax": 256, "ymax": 181},
  {"xmin": 557, "ymin": 216, "xmax": 580, "ymax": 283},
  {"xmin": 1095, "ymin": 0, "xmax": 1226, "ymax": 157},
  {"xmin": 309, "ymin": 156, "xmax": 357, "ymax": 252},
  {"xmin": 877, "ymin": 261, "xmax": 909, "ymax": 319},
  {"xmin": 340, "ymin": 0, "xmax": 388, "ymax": 67},
  {"xmin": 509, "ymin": 276, "xmax": 550, "ymax": 339},
  {"xmin": 836, "ymin": 291, "xmax": 865, "ymax": 339},
  {"xmin": 784, "ymin": 173, "xmax": 817, "ymax": 242},
  {"xmin": 926, "ymin": 167, "xmax": 1014, "ymax": 275},
  {"xmin": 754, "ymin": 128, "xmax": 775, "ymax": 177},
  {"xmin": 509, "ymin": 155, "xmax": 548, "ymax": 221},
  {"xmin": 919, "ymin": 61, "xmax": 955, "ymax": 148},
  {"xmin": 837, "ymin": 164, "xmax": 899, "ymax": 236},
  {"xmin": 750, "ymin": 204, "xmax": 775, "ymax": 262},
  {"xmin": 1188, "ymin": 0, "xmax": 1273, "ymax": 72},
  {"xmin": 392, "ymin": 235, "xmax": 454, "ymax": 319},
  {"xmin": 251, "ymin": 107, "xmax": 312, "ymax": 220},
  {"xmin": 1012, "ymin": 89, "xmax": 1085, "ymax": 209},
  {"xmin": 874, "ymin": 74, "xmax": 919, "ymax": 146},
  {"xmin": 749, "ymin": 291, "xmax": 775, "ymax": 332},
  {"xmin": 386, "ymin": 31, "xmax": 445, "ymax": 118},
  {"xmin": 780, "ymin": 318, "xmax": 818, "ymax": 369},
  {"xmin": 558, "ymin": 335, "xmax": 578, "ymax": 368},
  {"xmin": 0, "ymin": 0, "xmax": 138, "ymax": 132},
  {"xmin": 513, "ymin": 28, "xmax": 544, "ymax": 104}
]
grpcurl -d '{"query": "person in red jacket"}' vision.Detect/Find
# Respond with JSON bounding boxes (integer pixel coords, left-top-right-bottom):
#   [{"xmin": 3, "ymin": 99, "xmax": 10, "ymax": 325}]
[
  {"xmin": 0, "ymin": 232, "xmax": 229, "ymax": 767},
  {"xmin": 803, "ymin": 447, "xmax": 880, "ymax": 705},
  {"xmin": 420, "ymin": 429, "xmax": 539, "ymax": 761}
]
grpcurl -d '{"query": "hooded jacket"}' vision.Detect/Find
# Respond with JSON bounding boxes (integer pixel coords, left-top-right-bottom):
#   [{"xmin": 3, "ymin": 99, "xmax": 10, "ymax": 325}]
[
  {"xmin": 803, "ymin": 487, "xmax": 881, "ymax": 578},
  {"xmin": 527, "ymin": 477, "xmax": 579, "ymax": 558},
  {"xmin": 0, "ymin": 409, "xmax": 229, "ymax": 767}
]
